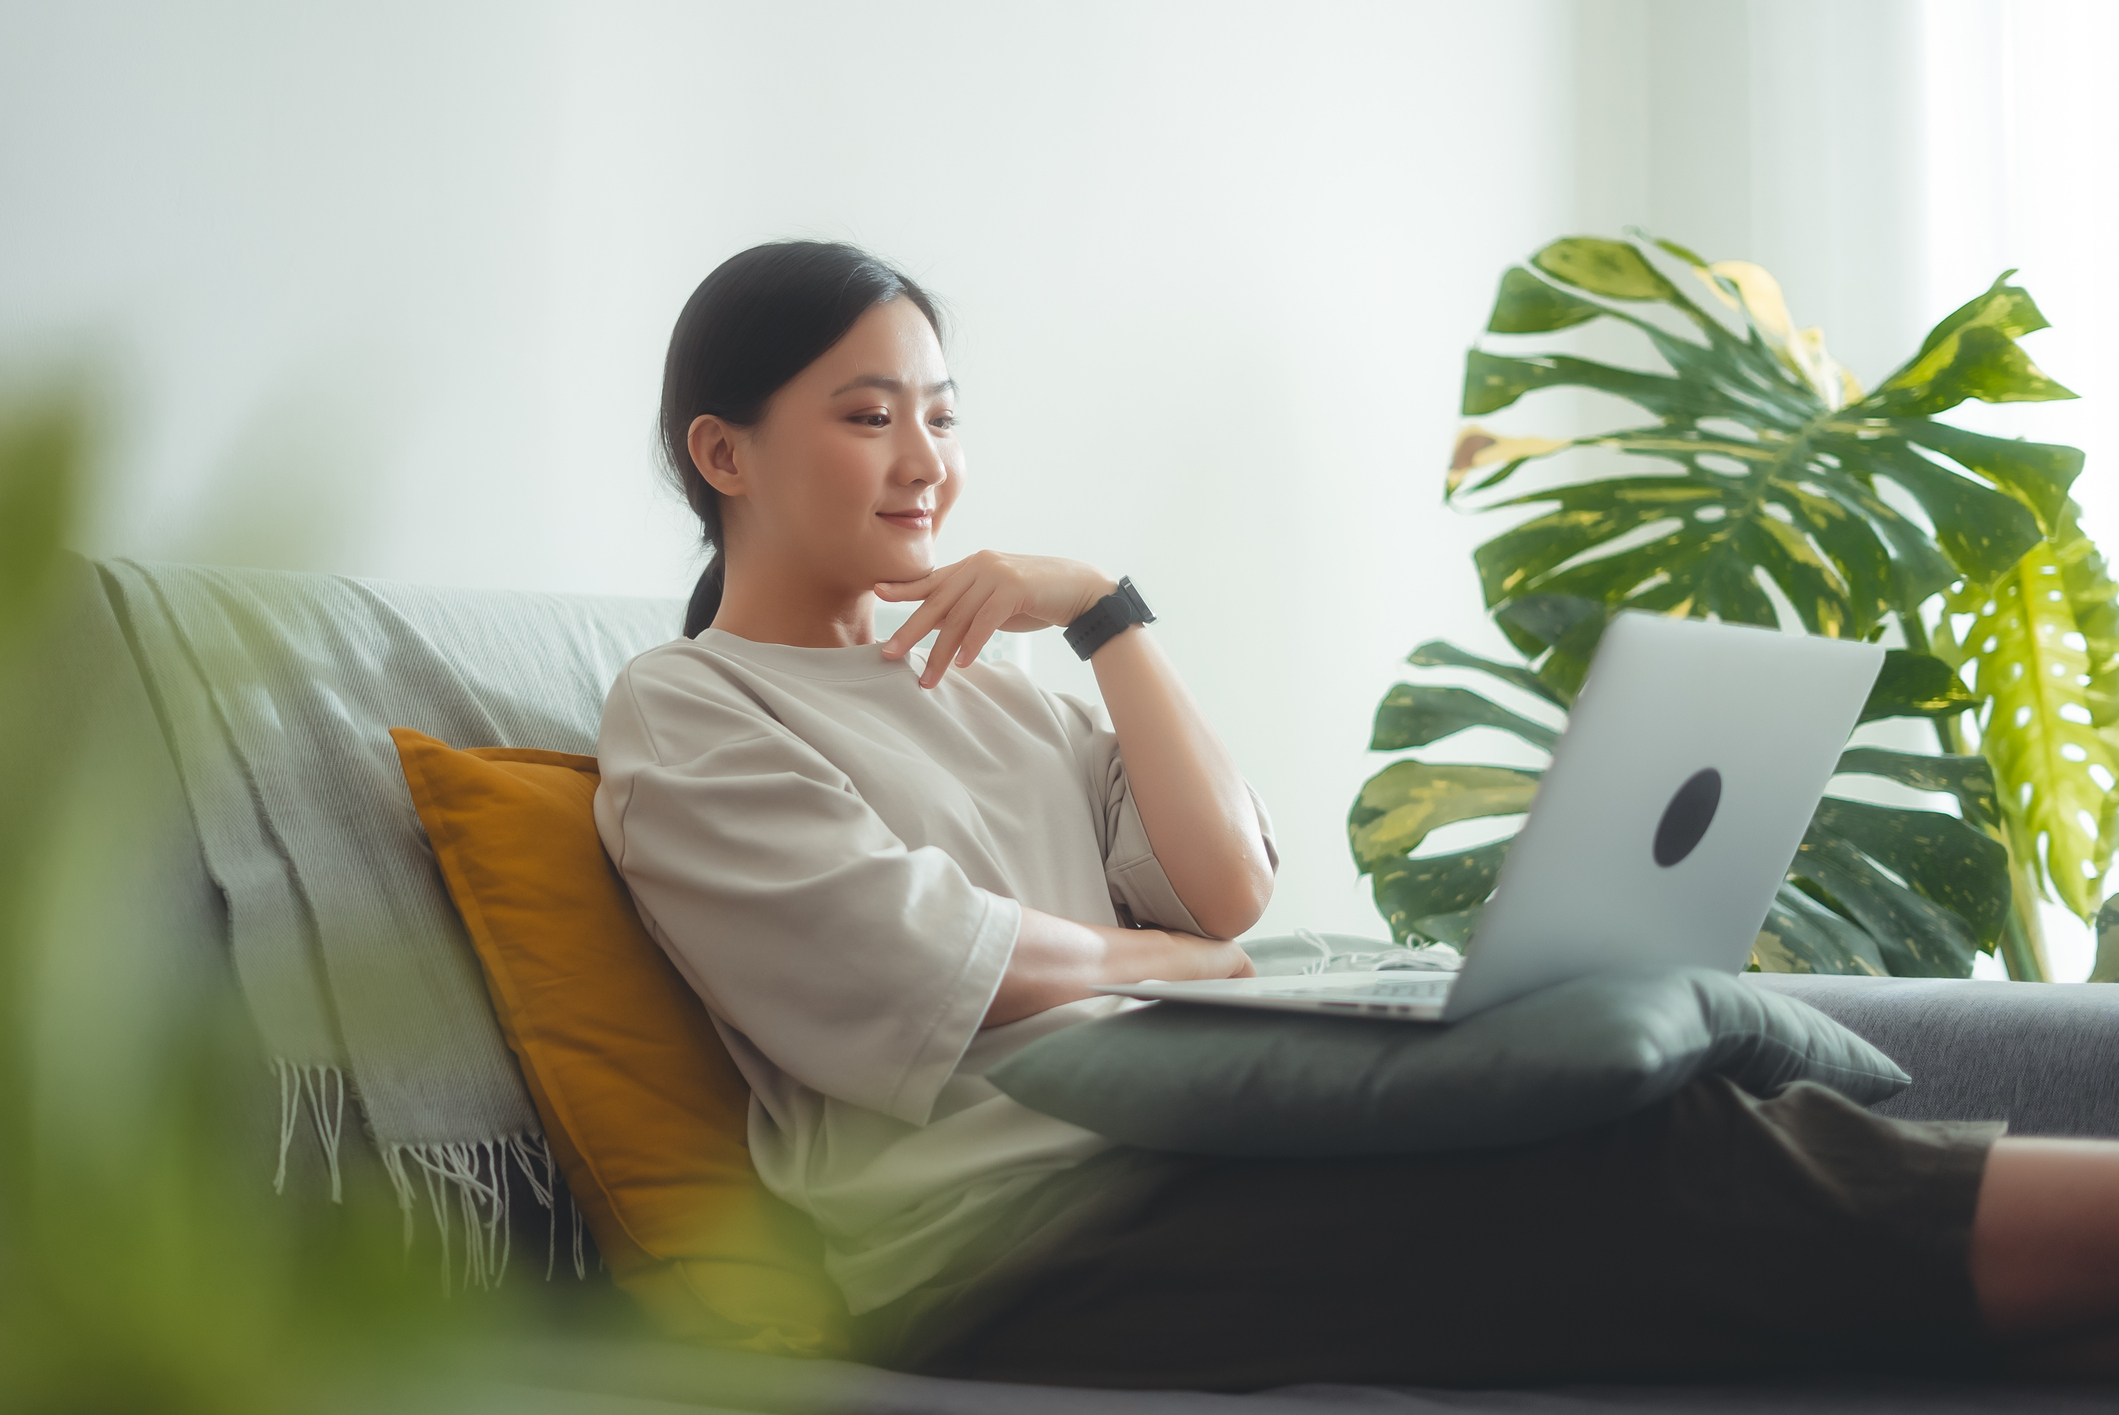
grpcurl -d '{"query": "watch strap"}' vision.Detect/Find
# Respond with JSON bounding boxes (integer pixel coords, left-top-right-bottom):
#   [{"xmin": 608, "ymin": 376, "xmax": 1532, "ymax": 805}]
[{"xmin": 1064, "ymin": 576, "xmax": 1156, "ymax": 661}]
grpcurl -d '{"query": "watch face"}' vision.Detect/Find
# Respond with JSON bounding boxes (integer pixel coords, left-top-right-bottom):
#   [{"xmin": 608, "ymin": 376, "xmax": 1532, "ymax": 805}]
[{"xmin": 1117, "ymin": 578, "xmax": 1155, "ymax": 624}]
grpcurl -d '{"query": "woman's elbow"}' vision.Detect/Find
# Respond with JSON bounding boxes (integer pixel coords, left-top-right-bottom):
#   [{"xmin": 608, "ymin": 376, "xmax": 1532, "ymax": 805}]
[{"xmin": 1189, "ymin": 853, "xmax": 1275, "ymax": 941}]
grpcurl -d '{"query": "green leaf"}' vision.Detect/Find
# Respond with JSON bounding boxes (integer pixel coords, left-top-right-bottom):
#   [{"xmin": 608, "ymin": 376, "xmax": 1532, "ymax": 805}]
[
  {"xmin": 1899, "ymin": 271, "xmax": 2050, "ymax": 366},
  {"xmin": 1901, "ymin": 421, "xmax": 2083, "ymax": 534},
  {"xmin": 1486, "ymin": 266, "xmax": 1605, "ymax": 334},
  {"xmin": 1833, "ymin": 747, "xmax": 1999, "ymax": 830},
  {"xmin": 1404, "ymin": 639, "xmax": 1566, "ymax": 707},
  {"xmin": 1490, "ymin": 592, "xmax": 1607, "ymax": 659},
  {"xmin": 1531, "ymin": 237, "xmax": 1681, "ymax": 303},
  {"xmin": 1447, "ymin": 427, "xmax": 1576, "ymax": 498},
  {"xmin": 1790, "ymin": 832, "xmax": 1981, "ymax": 977},
  {"xmin": 1836, "ymin": 438, "xmax": 2044, "ymax": 586},
  {"xmin": 1651, "ymin": 236, "xmax": 1713, "ymax": 268},
  {"xmin": 1491, "ymin": 593, "xmax": 1612, "ymax": 701},
  {"xmin": 2042, "ymin": 500, "xmax": 2119, "ymax": 731},
  {"xmin": 1475, "ymin": 473, "xmax": 1865, "ymax": 637},
  {"xmin": 1959, "ymin": 540, "xmax": 2117, "ymax": 919},
  {"xmin": 1868, "ymin": 272, "xmax": 2067, "ymax": 416},
  {"xmin": 1402, "ymin": 902, "xmax": 1484, "ymax": 950},
  {"xmin": 2092, "ymin": 895, "xmax": 2119, "ymax": 983},
  {"xmin": 1818, "ymin": 470, "xmax": 1966, "ymax": 610},
  {"xmin": 1464, "ymin": 351, "xmax": 1712, "ymax": 420},
  {"xmin": 1468, "ymin": 419, "xmax": 2039, "ymax": 641},
  {"xmin": 1476, "ymin": 477, "xmax": 1720, "ymax": 605},
  {"xmin": 1771, "ymin": 478, "xmax": 1894, "ymax": 625},
  {"xmin": 1349, "ymin": 762, "xmax": 1539, "ymax": 873},
  {"xmin": 1858, "ymin": 650, "xmax": 1981, "ymax": 723},
  {"xmin": 1367, "ymin": 683, "xmax": 1560, "ymax": 753},
  {"xmin": 1451, "ymin": 242, "xmax": 2088, "ymax": 671},
  {"xmin": 1808, "ymin": 796, "xmax": 2009, "ymax": 946},
  {"xmin": 1369, "ymin": 840, "xmax": 1510, "ymax": 943},
  {"xmin": 1871, "ymin": 324, "xmax": 2077, "ymax": 417},
  {"xmin": 1751, "ymin": 881, "xmax": 1889, "ymax": 975}
]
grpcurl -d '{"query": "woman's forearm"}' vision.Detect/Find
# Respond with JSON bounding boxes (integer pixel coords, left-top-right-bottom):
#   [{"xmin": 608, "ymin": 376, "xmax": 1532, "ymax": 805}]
[
  {"xmin": 872, "ymin": 551, "xmax": 1274, "ymax": 939},
  {"xmin": 983, "ymin": 905, "xmax": 1253, "ymax": 1027},
  {"xmin": 1090, "ymin": 625, "xmax": 1274, "ymax": 940}
]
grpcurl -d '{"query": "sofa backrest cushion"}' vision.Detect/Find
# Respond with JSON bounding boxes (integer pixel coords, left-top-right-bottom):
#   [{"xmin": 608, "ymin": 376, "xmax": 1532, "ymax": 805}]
[
  {"xmin": 98, "ymin": 558, "xmax": 684, "ymax": 1191},
  {"xmin": 388, "ymin": 727, "xmax": 848, "ymax": 1356}
]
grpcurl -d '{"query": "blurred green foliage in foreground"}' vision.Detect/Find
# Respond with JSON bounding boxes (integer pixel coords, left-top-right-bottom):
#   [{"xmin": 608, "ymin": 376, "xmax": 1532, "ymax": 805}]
[
  {"xmin": 0, "ymin": 396, "xmax": 500, "ymax": 1414},
  {"xmin": 0, "ymin": 391, "xmax": 845, "ymax": 1415}
]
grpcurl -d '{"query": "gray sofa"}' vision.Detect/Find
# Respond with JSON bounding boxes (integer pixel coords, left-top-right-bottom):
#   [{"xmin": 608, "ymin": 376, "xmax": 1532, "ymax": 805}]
[{"xmin": 57, "ymin": 554, "xmax": 2119, "ymax": 1412}]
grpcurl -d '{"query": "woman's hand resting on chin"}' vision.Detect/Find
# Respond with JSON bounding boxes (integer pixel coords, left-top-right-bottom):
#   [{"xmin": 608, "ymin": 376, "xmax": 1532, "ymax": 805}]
[{"xmin": 877, "ymin": 551, "xmax": 1116, "ymax": 689}]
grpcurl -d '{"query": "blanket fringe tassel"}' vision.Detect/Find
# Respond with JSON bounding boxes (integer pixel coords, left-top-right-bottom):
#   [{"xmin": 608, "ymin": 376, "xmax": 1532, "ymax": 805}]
[{"xmin": 271, "ymin": 1058, "xmax": 584, "ymax": 1291}]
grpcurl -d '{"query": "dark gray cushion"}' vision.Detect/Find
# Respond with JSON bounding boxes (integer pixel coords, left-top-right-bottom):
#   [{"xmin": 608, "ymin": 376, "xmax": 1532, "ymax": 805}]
[{"xmin": 987, "ymin": 969, "xmax": 1908, "ymax": 1156}]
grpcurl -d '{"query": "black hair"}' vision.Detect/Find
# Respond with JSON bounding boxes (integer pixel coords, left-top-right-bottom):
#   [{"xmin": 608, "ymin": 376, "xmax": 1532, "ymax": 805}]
[{"xmin": 659, "ymin": 241, "xmax": 942, "ymax": 637}]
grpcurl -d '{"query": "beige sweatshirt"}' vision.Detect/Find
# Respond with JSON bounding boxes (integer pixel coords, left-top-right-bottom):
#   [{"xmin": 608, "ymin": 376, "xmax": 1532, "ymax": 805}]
[{"xmin": 594, "ymin": 629, "xmax": 1276, "ymax": 1312}]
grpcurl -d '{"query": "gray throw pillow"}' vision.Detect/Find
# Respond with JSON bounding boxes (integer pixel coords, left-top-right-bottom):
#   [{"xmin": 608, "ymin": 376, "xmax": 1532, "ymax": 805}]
[{"xmin": 986, "ymin": 969, "xmax": 1909, "ymax": 1156}]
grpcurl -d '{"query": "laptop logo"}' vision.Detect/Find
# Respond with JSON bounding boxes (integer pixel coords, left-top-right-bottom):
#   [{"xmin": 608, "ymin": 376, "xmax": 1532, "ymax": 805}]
[{"xmin": 1653, "ymin": 768, "xmax": 1722, "ymax": 867}]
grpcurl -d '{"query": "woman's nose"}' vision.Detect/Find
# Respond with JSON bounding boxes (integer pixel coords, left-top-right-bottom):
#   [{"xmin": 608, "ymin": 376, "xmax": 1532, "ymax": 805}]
[{"xmin": 895, "ymin": 429, "xmax": 949, "ymax": 486}]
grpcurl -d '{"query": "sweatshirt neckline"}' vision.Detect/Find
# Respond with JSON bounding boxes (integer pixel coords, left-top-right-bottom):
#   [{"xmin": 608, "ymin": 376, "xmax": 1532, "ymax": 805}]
[{"xmin": 693, "ymin": 627, "xmax": 921, "ymax": 682}]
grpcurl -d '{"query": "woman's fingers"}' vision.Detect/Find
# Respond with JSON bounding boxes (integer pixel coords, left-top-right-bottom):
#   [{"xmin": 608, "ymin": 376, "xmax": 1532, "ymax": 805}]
[
  {"xmin": 953, "ymin": 595, "xmax": 1017, "ymax": 669},
  {"xmin": 880, "ymin": 552, "xmax": 1060, "ymax": 685},
  {"xmin": 923, "ymin": 578, "xmax": 996, "ymax": 687},
  {"xmin": 880, "ymin": 572, "xmax": 973, "ymax": 657}
]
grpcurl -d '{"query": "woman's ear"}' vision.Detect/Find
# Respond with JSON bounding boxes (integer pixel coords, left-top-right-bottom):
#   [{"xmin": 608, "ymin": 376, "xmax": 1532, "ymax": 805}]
[{"xmin": 688, "ymin": 414, "xmax": 747, "ymax": 497}]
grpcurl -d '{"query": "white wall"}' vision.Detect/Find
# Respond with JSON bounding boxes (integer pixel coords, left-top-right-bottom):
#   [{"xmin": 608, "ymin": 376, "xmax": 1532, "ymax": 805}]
[
  {"xmin": 6, "ymin": 1, "xmax": 2111, "ymax": 955},
  {"xmin": 3, "ymin": 0, "xmax": 1598, "ymax": 942}
]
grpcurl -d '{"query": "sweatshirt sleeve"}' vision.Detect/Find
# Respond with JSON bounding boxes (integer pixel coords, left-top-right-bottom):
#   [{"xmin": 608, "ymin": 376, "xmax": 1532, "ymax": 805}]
[
  {"xmin": 595, "ymin": 662, "xmax": 1019, "ymax": 1126},
  {"xmin": 1051, "ymin": 691, "xmax": 1279, "ymax": 934}
]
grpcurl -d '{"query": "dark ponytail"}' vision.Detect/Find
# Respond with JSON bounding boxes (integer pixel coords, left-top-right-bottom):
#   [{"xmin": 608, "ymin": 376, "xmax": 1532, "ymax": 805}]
[{"xmin": 659, "ymin": 241, "xmax": 942, "ymax": 637}]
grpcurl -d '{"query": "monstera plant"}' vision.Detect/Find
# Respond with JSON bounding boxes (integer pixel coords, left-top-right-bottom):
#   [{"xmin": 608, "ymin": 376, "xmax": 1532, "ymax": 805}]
[{"xmin": 1352, "ymin": 232, "xmax": 2117, "ymax": 981}]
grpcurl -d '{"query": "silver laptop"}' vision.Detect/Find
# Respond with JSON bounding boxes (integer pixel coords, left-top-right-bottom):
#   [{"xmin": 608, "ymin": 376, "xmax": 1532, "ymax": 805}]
[{"xmin": 1093, "ymin": 613, "xmax": 1884, "ymax": 1024}]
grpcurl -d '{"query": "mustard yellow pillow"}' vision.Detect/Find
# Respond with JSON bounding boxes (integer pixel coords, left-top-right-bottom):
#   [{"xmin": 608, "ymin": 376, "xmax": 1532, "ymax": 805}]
[{"xmin": 389, "ymin": 727, "xmax": 847, "ymax": 1356}]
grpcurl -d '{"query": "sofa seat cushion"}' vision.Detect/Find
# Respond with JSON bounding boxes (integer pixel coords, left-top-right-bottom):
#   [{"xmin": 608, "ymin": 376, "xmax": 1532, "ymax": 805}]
[
  {"xmin": 1750, "ymin": 974, "xmax": 2119, "ymax": 1136},
  {"xmin": 389, "ymin": 727, "xmax": 846, "ymax": 1355}
]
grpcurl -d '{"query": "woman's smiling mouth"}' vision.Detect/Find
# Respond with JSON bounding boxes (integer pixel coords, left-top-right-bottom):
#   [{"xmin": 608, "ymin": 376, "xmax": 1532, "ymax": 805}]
[{"xmin": 878, "ymin": 508, "xmax": 934, "ymax": 531}]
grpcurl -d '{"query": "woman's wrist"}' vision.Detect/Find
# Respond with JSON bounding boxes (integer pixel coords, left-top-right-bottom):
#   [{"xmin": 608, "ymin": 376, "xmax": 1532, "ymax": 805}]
[
  {"xmin": 1096, "ymin": 923, "xmax": 1162, "ymax": 986},
  {"xmin": 1097, "ymin": 923, "xmax": 1253, "ymax": 985},
  {"xmin": 986, "ymin": 909, "xmax": 1254, "ymax": 1028},
  {"xmin": 1065, "ymin": 570, "xmax": 1121, "ymax": 626}
]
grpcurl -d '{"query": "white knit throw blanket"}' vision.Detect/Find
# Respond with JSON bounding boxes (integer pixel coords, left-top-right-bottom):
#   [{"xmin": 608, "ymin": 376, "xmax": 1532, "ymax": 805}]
[{"xmin": 101, "ymin": 558, "xmax": 680, "ymax": 1285}]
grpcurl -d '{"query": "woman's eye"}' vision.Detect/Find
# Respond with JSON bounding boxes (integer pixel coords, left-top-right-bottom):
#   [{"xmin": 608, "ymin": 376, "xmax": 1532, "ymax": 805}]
[
  {"xmin": 851, "ymin": 411, "xmax": 890, "ymax": 428},
  {"xmin": 930, "ymin": 413, "xmax": 957, "ymax": 431}
]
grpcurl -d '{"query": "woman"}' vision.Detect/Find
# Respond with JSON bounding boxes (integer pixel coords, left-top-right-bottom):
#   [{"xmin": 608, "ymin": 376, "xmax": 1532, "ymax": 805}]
[{"xmin": 597, "ymin": 240, "xmax": 2119, "ymax": 1389}]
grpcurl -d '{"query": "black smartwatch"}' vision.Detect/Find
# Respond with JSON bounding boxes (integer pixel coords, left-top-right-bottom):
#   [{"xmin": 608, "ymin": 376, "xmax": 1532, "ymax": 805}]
[{"xmin": 1064, "ymin": 576, "xmax": 1156, "ymax": 660}]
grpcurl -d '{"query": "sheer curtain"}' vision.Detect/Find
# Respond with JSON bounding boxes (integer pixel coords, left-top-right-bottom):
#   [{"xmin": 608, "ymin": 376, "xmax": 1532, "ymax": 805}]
[{"xmin": 1921, "ymin": 0, "xmax": 2119, "ymax": 980}]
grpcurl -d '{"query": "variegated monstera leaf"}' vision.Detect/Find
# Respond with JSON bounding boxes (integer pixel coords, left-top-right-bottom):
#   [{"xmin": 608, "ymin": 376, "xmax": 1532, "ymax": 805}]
[
  {"xmin": 1932, "ymin": 503, "xmax": 2119, "ymax": 923},
  {"xmin": 1453, "ymin": 237, "xmax": 2081, "ymax": 647},
  {"xmin": 1348, "ymin": 618, "xmax": 2009, "ymax": 977},
  {"xmin": 1432, "ymin": 232, "xmax": 2116, "ymax": 972}
]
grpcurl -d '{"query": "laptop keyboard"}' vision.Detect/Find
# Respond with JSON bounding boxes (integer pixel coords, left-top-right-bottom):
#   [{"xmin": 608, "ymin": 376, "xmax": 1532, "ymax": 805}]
[{"xmin": 1251, "ymin": 977, "xmax": 1454, "ymax": 1005}]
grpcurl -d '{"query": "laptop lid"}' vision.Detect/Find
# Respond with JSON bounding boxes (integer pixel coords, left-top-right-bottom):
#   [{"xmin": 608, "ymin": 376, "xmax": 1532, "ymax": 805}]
[{"xmin": 1440, "ymin": 613, "xmax": 1883, "ymax": 1022}]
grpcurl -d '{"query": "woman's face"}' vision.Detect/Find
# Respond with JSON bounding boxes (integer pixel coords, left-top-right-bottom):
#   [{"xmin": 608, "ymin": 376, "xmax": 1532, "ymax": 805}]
[{"xmin": 699, "ymin": 297, "xmax": 962, "ymax": 597}]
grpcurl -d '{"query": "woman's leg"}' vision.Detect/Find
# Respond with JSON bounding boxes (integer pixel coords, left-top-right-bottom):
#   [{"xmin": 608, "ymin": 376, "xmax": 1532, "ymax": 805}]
[
  {"xmin": 866, "ymin": 1078, "xmax": 2004, "ymax": 1389},
  {"xmin": 1975, "ymin": 1137, "xmax": 2119, "ymax": 1370}
]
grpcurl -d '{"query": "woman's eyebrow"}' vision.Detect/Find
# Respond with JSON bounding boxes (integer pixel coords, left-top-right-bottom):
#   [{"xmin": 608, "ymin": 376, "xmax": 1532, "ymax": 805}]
[{"xmin": 829, "ymin": 375, "xmax": 957, "ymax": 397}]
